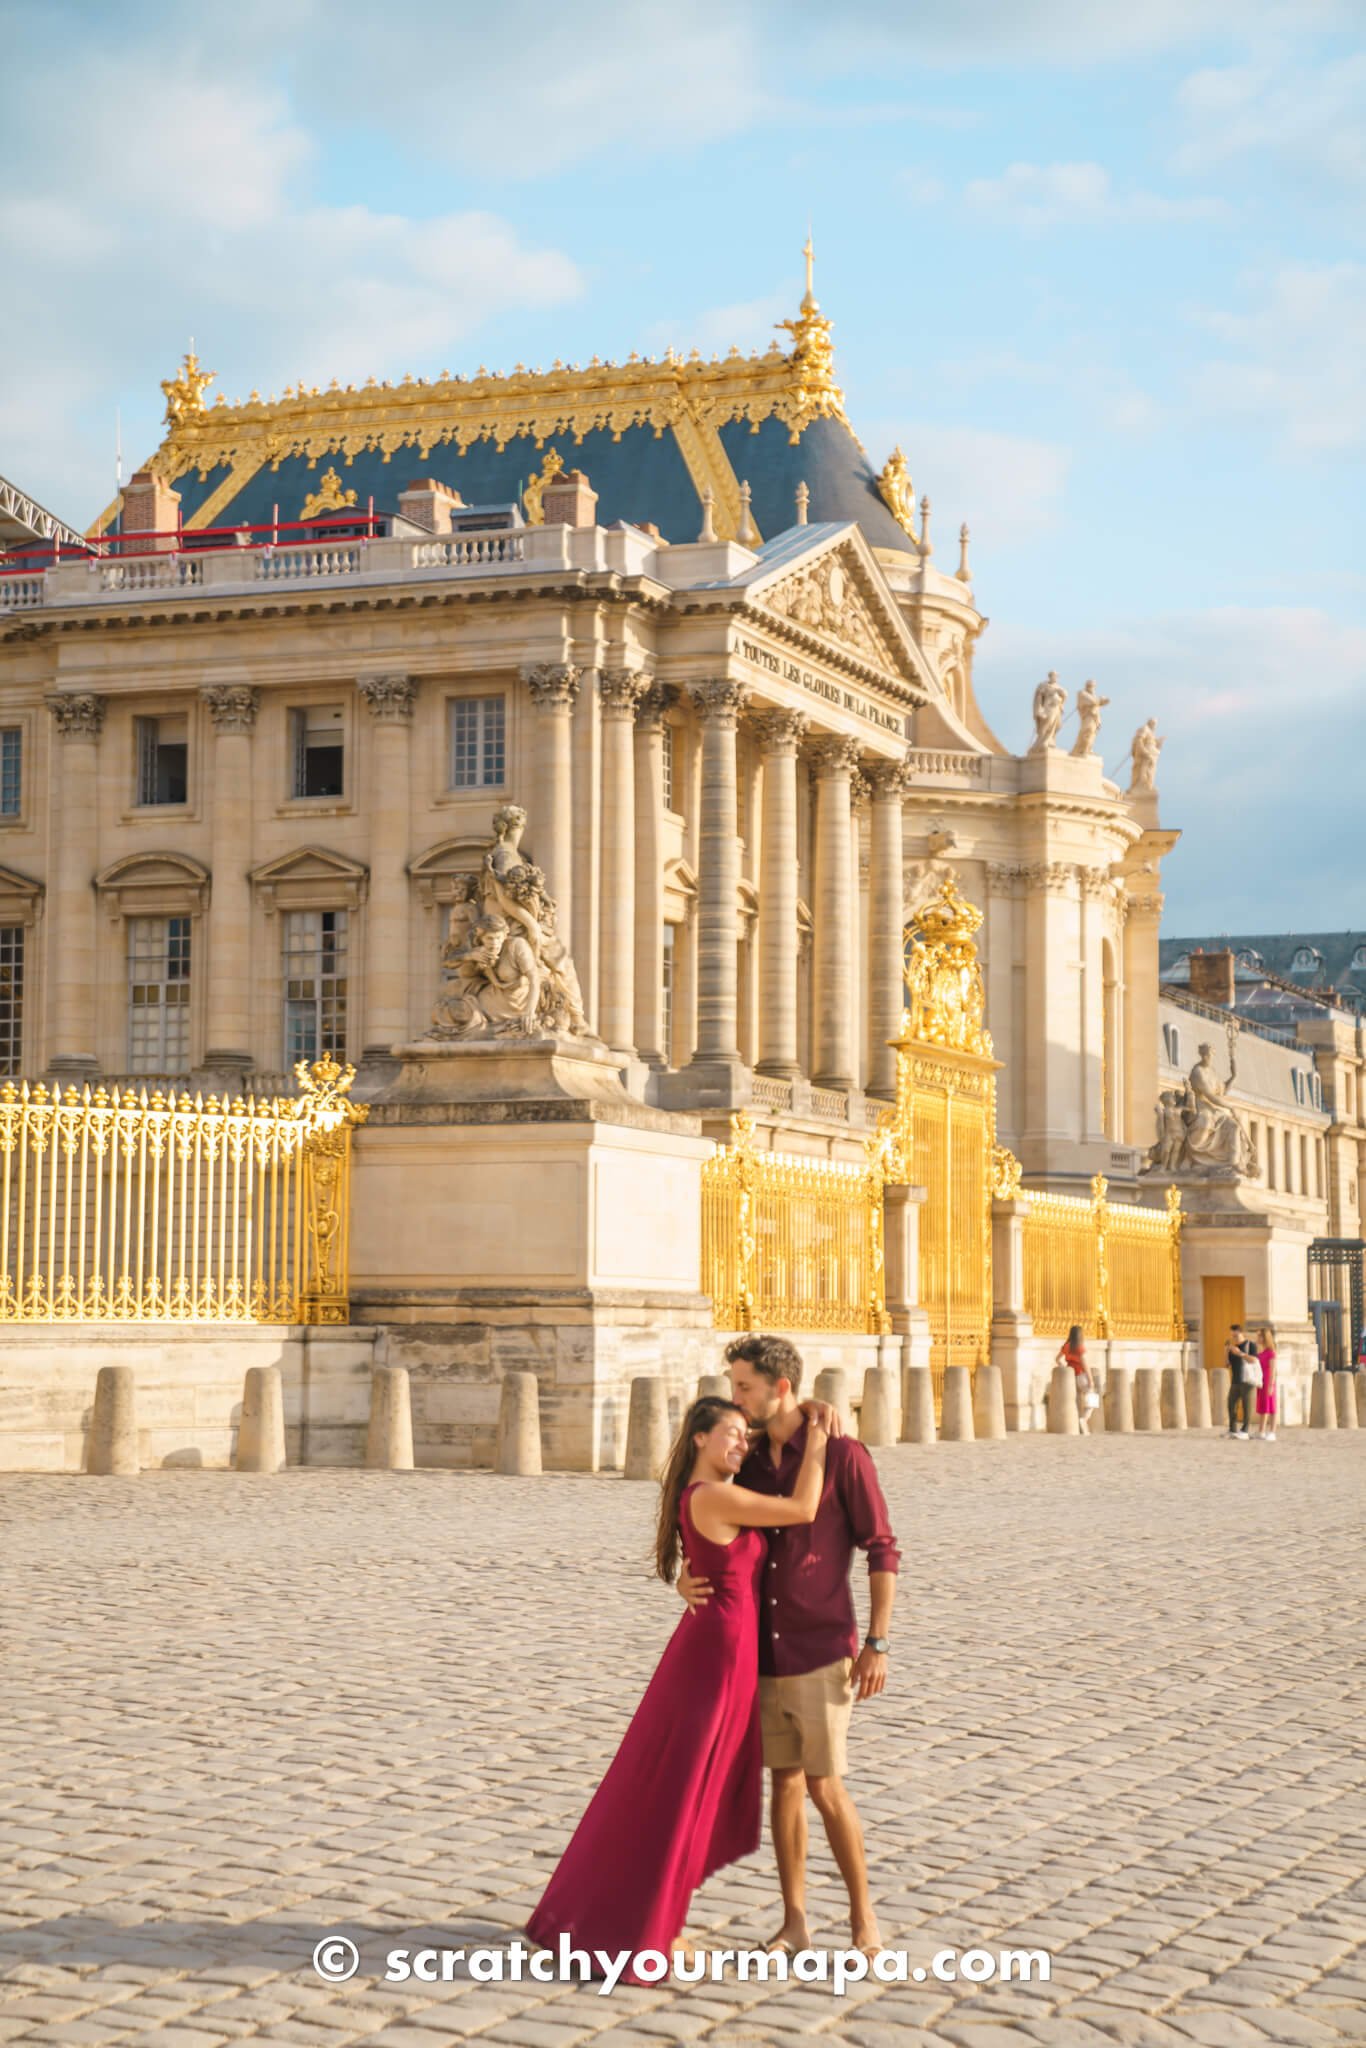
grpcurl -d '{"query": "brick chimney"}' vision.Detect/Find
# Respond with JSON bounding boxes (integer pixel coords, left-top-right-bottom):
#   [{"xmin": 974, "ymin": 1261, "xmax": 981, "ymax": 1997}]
[
  {"xmin": 542, "ymin": 468, "xmax": 598, "ymax": 529},
  {"xmin": 120, "ymin": 469, "xmax": 182, "ymax": 552},
  {"xmin": 398, "ymin": 478, "xmax": 465, "ymax": 534},
  {"xmin": 1188, "ymin": 947, "xmax": 1236, "ymax": 1008}
]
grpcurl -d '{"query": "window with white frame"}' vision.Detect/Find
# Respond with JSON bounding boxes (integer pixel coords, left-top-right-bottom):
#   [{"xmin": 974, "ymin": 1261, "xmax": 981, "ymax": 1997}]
[
  {"xmin": 0, "ymin": 926, "xmax": 23, "ymax": 1073},
  {"xmin": 128, "ymin": 916, "xmax": 191, "ymax": 1072},
  {"xmin": 289, "ymin": 704, "xmax": 345, "ymax": 799},
  {"xmin": 449, "ymin": 695, "xmax": 506, "ymax": 790},
  {"xmin": 135, "ymin": 714, "xmax": 188, "ymax": 806},
  {"xmin": 661, "ymin": 722, "xmax": 675, "ymax": 811},
  {"xmin": 661, "ymin": 923, "xmax": 675, "ymax": 1064},
  {"xmin": 0, "ymin": 729, "xmax": 21, "ymax": 818},
  {"xmin": 283, "ymin": 909, "xmax": 348, "ymax": 1062},
  {"xmin": 1162, "ymin": 1023, "xmax": 1181, "ymax": 1067}
]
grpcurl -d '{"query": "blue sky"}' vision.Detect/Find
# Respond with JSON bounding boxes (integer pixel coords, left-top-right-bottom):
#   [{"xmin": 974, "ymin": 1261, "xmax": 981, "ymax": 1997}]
[{"xmin": 1, "ymin": 0, "xmax": 1362, "ymax": 934}]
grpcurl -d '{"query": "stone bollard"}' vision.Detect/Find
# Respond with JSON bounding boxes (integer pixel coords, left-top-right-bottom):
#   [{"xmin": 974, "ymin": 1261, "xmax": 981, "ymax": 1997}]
[
  {"xmin": 1133, "ymin": 1366, "xmax": 1163, "ymax": 1432},
  {"xmin": 902, "ymin": 1364, "xmax": 937, "ymax": 1444},
  {"xmin": 1333, "ymin": 1372, "xmax": 1358, "ymax": 1430},
  {"xmin": 1104, "ymin": 1367, "xmax": 1133, "ymax": 1433},
  {"xmin": 495, "ymin": 1370, "xmax": 542, "ymax": 1475},
  {"xmin": 812, "ymin": 1366, "xmax": 851, "ymax": 1431},
  {"xmin": 623, "ymin": 1375, "xmax": 670, "ymax": 1479},
  {"xmin": 366, "ymin": 1365, "xmax": 415, "ymax": 1471},
  {"xmin": 696, "ymin": 1373, "xmax": 728, "ymax": 1402},
  {"xmin": 858, "ymin": 1366, "xmax": 897, "ymax": 1446},
  {"xmin": 972, "ymin": 1363, "xmax": 1007, "ymax": 1439},
  {"xmin": 1356, "ymin": 1370, "xmax": 1366, "ymax": 1428},
  {"xmin": 1185, "ymin": 1365, "xmax": 1212, "ymax": 1430},
  {"xmin": 1209, "ymin": 1365, "xmax": 1231, "ymax": 1430},
  {"xmin": 1309, "ymin": 1373, "xmax": 1338, "ymax": 1431},
  {"xmin": 236, "ymin": 1365, "xmax": 286, "ymax": 1473},
  {"xmin": 1088, "ymin": 1379, "xmax": 1108, "ymax": 1432},
  {"xmin": 87, "ymin": 1364, "xmax": 139, "ymax": 1475},
  {"xmin": 1046, "ymin": 1363, "xmax": 1079, "ymax": 1435},
  {"xmin": 940, "ymin": 1365, "xmax": 975, "ymax": 1441},
  {"xmin": 1160, "ymin": 1366, "xmax": 1188, "ymax": 1431}
]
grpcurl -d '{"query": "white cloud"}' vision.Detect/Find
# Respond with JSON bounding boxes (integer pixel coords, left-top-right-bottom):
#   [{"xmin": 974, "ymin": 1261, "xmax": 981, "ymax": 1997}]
[
  {"xmin": 964, "ymin": 160, "xmax": 1228, "ymax": 229},
  {"xmin": 974, "ymin": 606, "xmax": 1366, "ymax": 928},
  {"xmin": 643, "ymin": 291, "xmax": 793, "ymax": 360},
  {"xmin": 864, "ymin": 419, "xmax": 1072, "ymax": 548},
  {"xmin": 1174, "ymin": 51, "xmax": 1366, "ymax": 192},
  {"xmin": 1191, "ymin": 261, "xmax": 1366, "ymax": 454}
]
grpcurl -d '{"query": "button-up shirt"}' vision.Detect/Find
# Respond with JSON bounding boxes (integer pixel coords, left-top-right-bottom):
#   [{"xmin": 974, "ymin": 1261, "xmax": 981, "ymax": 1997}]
[{"xmin": 738, "ymin": 1419, "xmax": 901, "ymax": 1678}]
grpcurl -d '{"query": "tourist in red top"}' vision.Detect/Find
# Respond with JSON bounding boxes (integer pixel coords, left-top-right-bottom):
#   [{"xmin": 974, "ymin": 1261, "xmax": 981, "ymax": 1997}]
[
  {"xmin": 525, "ymin": 1394, "xmax": 828, "ymax": 1976},
  {"xmin": 1057, "ymin": 1324, "xmax": 1097, "ymax": 1432},
  {"xmin": 677, "ymin": 1334, "xmax": 900, "ymax": 1963}
]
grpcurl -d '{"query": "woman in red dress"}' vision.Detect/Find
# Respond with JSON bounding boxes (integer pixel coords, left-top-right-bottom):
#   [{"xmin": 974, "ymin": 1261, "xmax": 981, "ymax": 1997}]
[{"xmin": 525, "ymin": 1395, "xmax": 828, "ymax": 1976}]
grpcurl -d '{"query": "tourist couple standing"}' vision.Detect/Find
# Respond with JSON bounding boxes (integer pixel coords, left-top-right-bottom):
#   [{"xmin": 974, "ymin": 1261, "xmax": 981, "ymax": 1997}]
[{"xmin": 525, "ymin": 1334, "xmax": 900, "ymax": 1977}]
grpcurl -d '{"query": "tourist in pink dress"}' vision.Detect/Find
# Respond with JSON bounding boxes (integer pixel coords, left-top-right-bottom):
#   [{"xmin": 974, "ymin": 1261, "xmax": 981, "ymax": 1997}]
[
  {"xmin": 1254, "ymin": 1325, "xmax": 1278, "ymax": 1441},
  {"xmin": 524, "ymin": 1396, "xmax": 828, "ymax": 1976}
]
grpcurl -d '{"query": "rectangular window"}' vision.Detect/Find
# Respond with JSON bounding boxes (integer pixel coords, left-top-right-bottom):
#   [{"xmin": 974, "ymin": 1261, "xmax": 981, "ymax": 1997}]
[
  {"xmin": 135, "ymin": 714, "xmax": 188, "ymax": 806},
  {"xmin": 661, "ymin": 723, "xmax": 675, "ymax": 812},
  {"xmin": 661, "ymin": 923, "xmax": 675, "ymax": 1066},
  {"xmin": 0, "ymin": 729, "xmax": 21, "ymax": 818},
  {"xmin": 127, "ymin": 916, "xmax": 191, "ymax": 1072},
  {"xmin": 283, "ymin": 909, "xmax": 348, "ymax": 1063},
  {"xmin": 290, "ymin": 704, "xmax": 345, "ymax": 799},
  {"xmin": 1284, "ymin": 1131, "xmax": 1294, "ymax": 1192},
  {"xmin": 1267, "ymin": 1129, "xmax": 1277, "ymax": 1191},
  {"xmin": 449, "ymin": 695, "xmax": 506, "ymax": 790},
  {"xmin": 1301, "ymin": 1133, "xmax": 1310, "ymax": 1197},
  {"xmin": 0, "ymin": 926, "xmax": 23, "ymax": 1073}
]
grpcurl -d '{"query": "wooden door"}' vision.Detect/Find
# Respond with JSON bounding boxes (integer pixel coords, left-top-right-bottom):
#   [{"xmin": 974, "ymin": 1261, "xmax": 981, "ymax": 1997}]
[{"xmin": 1202, "ymin": 1275, "xmax": 1245, "ymax": 1371}]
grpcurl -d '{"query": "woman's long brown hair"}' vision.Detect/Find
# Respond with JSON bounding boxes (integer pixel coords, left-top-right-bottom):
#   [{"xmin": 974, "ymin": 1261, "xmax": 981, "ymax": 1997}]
[{"xmin": 654, "ymin": 1396, "xmax": 747, "ymax": 1585}]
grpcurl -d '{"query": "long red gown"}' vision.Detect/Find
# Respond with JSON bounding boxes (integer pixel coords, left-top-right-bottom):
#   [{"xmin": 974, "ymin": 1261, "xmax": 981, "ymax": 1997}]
[{"xmin": 525, "ymin": 1480, "xmax": 766, "ymax": 1974}]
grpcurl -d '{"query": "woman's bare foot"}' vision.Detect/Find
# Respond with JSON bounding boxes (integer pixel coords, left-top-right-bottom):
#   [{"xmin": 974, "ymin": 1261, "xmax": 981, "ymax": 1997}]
[
  {"xmin": 765, "ymin": 1912, "xmax": 810, "ymax": 1954},
  {"xmin": 670, "ymin": 1935, "xmax": 698, "ymax": 1964},
  {"xmin": 852, "ymin": 1915, "xmax": 882, "ymax": 1960}
]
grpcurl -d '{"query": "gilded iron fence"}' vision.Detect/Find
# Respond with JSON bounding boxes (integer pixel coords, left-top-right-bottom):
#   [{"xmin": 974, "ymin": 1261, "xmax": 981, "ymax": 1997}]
[
  {"xmin": 701, "ymin": 1112, "xmax": 886, "ymax": 1335},
  {"xmin": 1022, "ymin": 1176, "xmax": 1184, "ymax": 1341},
  {"xmin": 0, "ymin": 1056, "xmax": 366, "ymax": 1325}
]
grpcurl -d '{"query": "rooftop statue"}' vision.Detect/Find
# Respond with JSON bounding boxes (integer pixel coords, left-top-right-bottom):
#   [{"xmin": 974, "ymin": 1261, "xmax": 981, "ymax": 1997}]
[
  {"xmin": 429, "ymin": 806, "xmax": 590, "ymax": 1041},
  {"xmin": 1128, "ymin": 717, "xmax": 1165, "ymax": 793},
  {"xmin": 1028, "ymin": 671, "xmax": 1067, "ymax": 754},
  {"xmin": 1070, "ymin": 679, "xmax": 1109, "ymax": 759}
]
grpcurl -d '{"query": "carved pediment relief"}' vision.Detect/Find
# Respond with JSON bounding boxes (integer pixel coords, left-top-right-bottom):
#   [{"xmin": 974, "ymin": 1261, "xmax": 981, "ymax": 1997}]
[
  {"xmin": 756, "ymin": 545, "xmax": 903, "ymax": 675},
  {"xmin": 248, "ymin": 844, "xmax": 368, "ymax": 915},
  {"xmin": 94, "ymin": 851, "xmax": 209, "ymax": 922}
]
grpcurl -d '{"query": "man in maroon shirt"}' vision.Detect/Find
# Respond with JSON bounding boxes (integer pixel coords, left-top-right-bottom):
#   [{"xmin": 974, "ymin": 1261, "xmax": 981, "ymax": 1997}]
[{"xmin": 677, "ymin": 1333, "xmax": 900, "ymax": 1960}]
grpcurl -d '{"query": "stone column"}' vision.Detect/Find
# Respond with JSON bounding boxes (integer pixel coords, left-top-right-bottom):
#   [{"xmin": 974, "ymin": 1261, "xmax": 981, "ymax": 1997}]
[
  {"xmin": 597, "ymin": 667, "xmax": 648, "ymax": 1054},
  {"xmin": 1123, "ymin": 886, "xmax": 1164, "ymax": 1151},
  {"xmin": 632, "ymin": 684, "xmax": 670, "ymax": 1066},
  {"xmin": 687, "ymin": 678, "xmax": 749, "ymax": 1076},
  {"xmin": 865, "ymin": 758, "xmax": 909, "ymax": 1100},
  {"xmin": 200, "ymin": 684, "xmax": 260, "ymax": 1071},
  {"xmin": 754, "ymin": 710, "xmax": 808, "ymax": 1077},
  {"xmin": 47, "ymin": 693, "xmax": 106, "ymax": 1075},
  {"xmin": 358, "ymin": 673, "xmax": 416, "ymax": 1060},
  {"xmin": 522, "ymin": 663, "xmax": 580, "ymax": 937},
  {"xmin": 810, "ymin": 735, "xmax": 861, "ymax": 1091}
]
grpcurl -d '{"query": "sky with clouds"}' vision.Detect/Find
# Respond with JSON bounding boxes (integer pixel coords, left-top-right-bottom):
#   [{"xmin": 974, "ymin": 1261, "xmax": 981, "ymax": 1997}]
[{"xmin": 1, "ymin": 0, "xmax": 1362, "ymax": 935}]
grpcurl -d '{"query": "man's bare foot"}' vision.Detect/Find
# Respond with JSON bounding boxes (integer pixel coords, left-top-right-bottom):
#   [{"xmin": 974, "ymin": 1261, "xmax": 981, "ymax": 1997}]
[
  {"xmin": 852, "ymin": 1916, "xmax": 882, "ymax": 1959},
  {"xmin": 765, "ymin": 1913, "xmax": 810, "ymax": 1954}
]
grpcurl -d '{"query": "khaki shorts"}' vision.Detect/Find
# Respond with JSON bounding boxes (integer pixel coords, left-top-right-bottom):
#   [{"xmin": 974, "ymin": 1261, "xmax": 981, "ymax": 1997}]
[{"xmin": 758, "ymin": 1657, "xmax": 855, "ymax": 1779}]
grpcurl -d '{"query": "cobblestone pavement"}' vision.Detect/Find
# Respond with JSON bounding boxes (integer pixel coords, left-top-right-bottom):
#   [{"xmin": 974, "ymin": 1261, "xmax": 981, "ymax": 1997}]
[{"xmin": 2, "ymin": 1432, "xmax": 1364, "ymax": 2048}]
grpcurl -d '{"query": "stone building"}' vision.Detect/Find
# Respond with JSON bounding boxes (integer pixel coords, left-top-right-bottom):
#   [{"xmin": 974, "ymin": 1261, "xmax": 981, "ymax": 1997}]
[{"xmin": 0, "ymin": 267, "xmax": 1187, "ymax": 1466}]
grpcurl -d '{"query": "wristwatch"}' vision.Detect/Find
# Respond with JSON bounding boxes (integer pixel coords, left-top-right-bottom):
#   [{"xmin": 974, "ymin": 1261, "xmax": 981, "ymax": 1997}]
[{"xmin": 864, "ymin": 1635, "xmax": 890, "ymax": 1654}]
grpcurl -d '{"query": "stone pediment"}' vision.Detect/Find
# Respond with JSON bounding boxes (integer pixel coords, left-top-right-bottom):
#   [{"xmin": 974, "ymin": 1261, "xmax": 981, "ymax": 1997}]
[
  {"xmin": 94, "ymin": 851, "xmax": 209, "ymax": 920},
  {"xmin": 0, "ymin": 861, "xmax": 44, "ymax": 925},
  {"xmin": 248, "ymin": 844, "xmax": 368, "ymax": 915},
  {"xmin": 739, "ymin": 526, "xmax": 932, "ymax": 698},
  {"xmin": 408, "ymin": 834, "xmax": 491, "ymax": 909}
]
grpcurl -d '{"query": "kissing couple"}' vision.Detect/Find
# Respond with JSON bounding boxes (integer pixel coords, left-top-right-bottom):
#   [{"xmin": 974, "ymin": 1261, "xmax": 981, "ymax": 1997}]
[{"xmin": 525, "ymin": 1333, "xmax": 901, "ymax": 1979}]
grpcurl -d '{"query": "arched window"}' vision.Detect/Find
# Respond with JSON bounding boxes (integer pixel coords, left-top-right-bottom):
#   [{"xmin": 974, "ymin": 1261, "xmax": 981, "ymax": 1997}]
[
  {"xmin": 1291, "ymin": 946, "xmax": 1320, "ymax": 974},
  {"xmin": 1350, "ymin": 944, "xmax": 1366, "ymax": 972}
]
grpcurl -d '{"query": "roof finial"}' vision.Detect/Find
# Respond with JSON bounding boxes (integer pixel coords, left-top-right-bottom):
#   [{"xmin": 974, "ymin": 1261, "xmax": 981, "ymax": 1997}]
[
  {"xmin": 802, "ymin": 228, "xmax": 816, "ymax": 312},
  {"xmin": 698, "ymin": 484, "xmax": 717, "ymax": 544},
  {"xmin": 919, "ymin": 494, "xmax": 933, "ymax": 559},
  {"xmin": 795, "ymin": 479, "xmax": 809, "ymax": 525},
  {"xmin": 957, "ymin": 521, "xmax": 971, "ymax": 582},
  {"xmin": 737, "ymin": 478, "xmax": 758, "ymax": 547}
]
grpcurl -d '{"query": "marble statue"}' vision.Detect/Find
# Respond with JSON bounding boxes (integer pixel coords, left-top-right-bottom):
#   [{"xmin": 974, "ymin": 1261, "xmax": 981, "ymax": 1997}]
[
  {"xmin": 1128, "ymin": 718, "xmax": 1164, "ymax": 793},
  {"xmin": 429, "ymin": 805, "xmax": 590, "ymax": 1040},
  {"xmin": 1029, "ymin": 671, "xmax": 1067, "ymax": 754},
  {"xmin": 1070, "ymin": 679, "xmax": 1109, "ymax": 758},
  {"xmin": 903, "ymin": 824, "xmax": 959, "ymax": 919},
  {"xmin": 1141, "ymin": 1043, "xmax": 1255, "ymax": 1178}
]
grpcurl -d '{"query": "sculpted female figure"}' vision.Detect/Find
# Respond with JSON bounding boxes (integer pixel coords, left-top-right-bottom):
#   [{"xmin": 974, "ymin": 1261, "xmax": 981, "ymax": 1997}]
[{"xmin": 1183, "ymin": 1043, "xmax": 1253, "ymax": 1174}]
